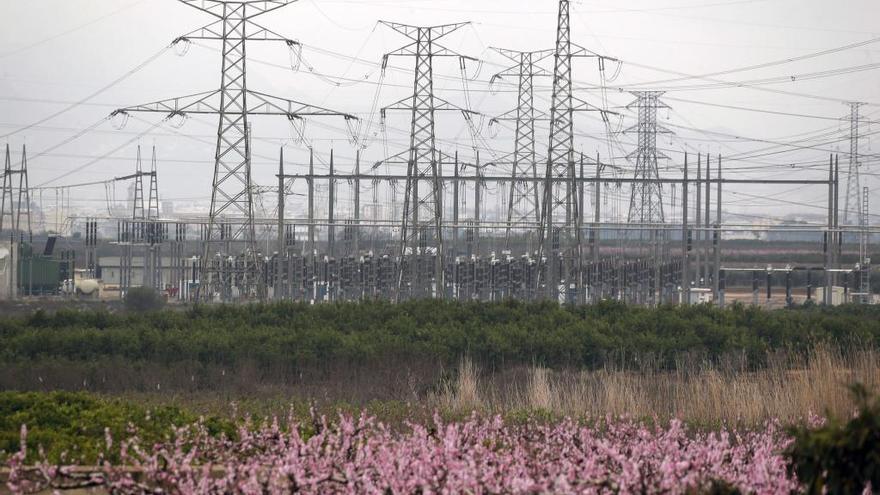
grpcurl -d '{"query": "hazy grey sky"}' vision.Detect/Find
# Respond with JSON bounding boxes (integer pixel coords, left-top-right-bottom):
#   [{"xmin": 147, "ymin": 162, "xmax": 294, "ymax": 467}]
[{"xmin": 1, "ymin": 0, "xmax": 879, "ymax": 223}]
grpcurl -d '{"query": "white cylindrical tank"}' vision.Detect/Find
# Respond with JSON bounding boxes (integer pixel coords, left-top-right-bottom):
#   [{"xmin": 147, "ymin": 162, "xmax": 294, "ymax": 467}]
[{"xmin": 77, "ymin": 279, "xmax": 100, "ymax": 296}]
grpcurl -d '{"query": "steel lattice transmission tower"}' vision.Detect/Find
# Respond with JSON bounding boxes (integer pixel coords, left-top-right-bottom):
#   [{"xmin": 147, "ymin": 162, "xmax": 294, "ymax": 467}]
[
  {"xmin": 626, "ymin": 91, "xmax": 671, "ymax": 224},
  {"xmin": 1, "ymin": 144, "xmax": 32, "ymax": 243},
  {"xmin": 489, "ymin": 48, "xmax": 553, "ymax": 245},
  {"xmin": 844, "ymin": 102, "xmax": 864, "ymax": 225},
  {"xmin": 537, "ymin": 0, "xmax": 609, "ymax": 301},
  {"xmin": 378, "ymin": 21, "xmax": 475, "ymax": 300},
  {"xmin": 114, "ymin": 0, "xmax": 355, "ymax": 301}
]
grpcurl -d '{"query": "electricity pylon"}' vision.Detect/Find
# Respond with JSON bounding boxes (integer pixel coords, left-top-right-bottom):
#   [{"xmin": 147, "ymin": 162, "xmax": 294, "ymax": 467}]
[
  {"xmin": 625, "ymin": 91, "xmax": 671, "ymax": 306},
  {"xmin": 626, "ymin": 91, "xmax": 670, "ymax": 224},
  {"xmin": 114, "ymin": 0, "xmax": 355, "ymax": 302},
  {"xmin": 537, "ymin": 0, "xmax": 612, "ymax": 301},
  {"xmin": 844, "ymin": 102, "xmax": 864, "ymax": 225},
  {"xmin": 378, "ymin": 21, "xmax": 475, "ymax": 300},
  {"xmin": 489, "ymin": 48, "xmax": 554, "ymax": 247},
  {"xmin": 1, "ymin": 144, "xmax": 33, "ymax": 243}
]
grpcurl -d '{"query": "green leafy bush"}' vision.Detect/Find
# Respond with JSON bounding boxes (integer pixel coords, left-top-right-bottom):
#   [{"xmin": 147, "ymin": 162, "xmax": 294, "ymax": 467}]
[
  {"xmin": 0, "ymin": 391, "xmax": 233, "ymax": 464},
  {"xmin": 124, "ymin": 286, "xmax": 165, "ymax": 312},
  {"xmin": 786, "ymin": 384, "xmax": 880, "ymax": 494}
]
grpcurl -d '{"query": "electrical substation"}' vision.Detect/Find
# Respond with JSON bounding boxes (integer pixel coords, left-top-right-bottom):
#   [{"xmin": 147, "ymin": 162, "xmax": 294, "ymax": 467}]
[{"xmin": 1, "ymin": 0, "xmax": 876, "ymax": 308}]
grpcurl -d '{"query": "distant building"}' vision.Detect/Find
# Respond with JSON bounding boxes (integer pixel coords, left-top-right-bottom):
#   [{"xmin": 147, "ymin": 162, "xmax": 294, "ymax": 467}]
[{"xmin": 98, "ymin": 255, "xmax": 192, "ymax": 289}]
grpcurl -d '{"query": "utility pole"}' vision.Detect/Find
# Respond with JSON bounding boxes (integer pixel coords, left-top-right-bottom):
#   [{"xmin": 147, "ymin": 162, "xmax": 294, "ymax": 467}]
[
  {"xmin": 114, "ymin": 0, "xmax": 355, "ymax": 302},
  {"xmin": 489, "ymin": 48, "xmax": 553, "ymax": 247},
  {"xmin": 537, "ymin": 0, "xmax": 611, "ymax": 302},
  {"xmin": 378, "ymin": 20, "xmax": 474, "ymax": 300}
]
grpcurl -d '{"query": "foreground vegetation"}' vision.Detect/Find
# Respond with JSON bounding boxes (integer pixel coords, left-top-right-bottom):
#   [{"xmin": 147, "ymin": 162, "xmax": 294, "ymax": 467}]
[
  {"xmin": 4, "ymin": 388, "xmax": 880, "ymax": 494},
  {"xmin": 0, "ymin": 392, "xmax": 234, "ymax": 464},
  {"xmin": 2, "ymin": 300, "xmax": 879, "ymax": 373}
]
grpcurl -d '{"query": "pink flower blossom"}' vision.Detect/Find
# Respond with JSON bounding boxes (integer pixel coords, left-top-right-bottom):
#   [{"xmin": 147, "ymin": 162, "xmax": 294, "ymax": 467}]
[{"xmin": 6, "ymin": 413, "xmax": 803, "ymax": 494}]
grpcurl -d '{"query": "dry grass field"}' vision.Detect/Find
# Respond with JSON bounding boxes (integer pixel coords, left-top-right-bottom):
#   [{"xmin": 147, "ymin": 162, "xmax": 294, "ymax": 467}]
[{"xmin": 433, "ymin": 345, "xmax": 880, "ymax": 426}]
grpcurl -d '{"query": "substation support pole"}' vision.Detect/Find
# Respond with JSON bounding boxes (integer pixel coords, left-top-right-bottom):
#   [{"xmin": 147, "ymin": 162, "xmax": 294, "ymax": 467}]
[
  {"xmin": 862, "ymin": 187, "xmax": 871, "ymax": 303},
  {"xmin": 577, "ymin": 153, "xmax": 586, "ymax": 304},
  {"xmin": 752, "ymin": 270, "xmax": 759, "ymax": 307},
  {"xmin": 308, "ymin": 151, "xmax": 315, "ymax": 256},
  {"xmin": 592, "ymin": 155, "xmax": 601, "ymax": 303},
  {"xmin": 308, "ymin": 151, "xmax": 315, "ymax": 301},
  {"xmin": 714, "ymin": 155, "xmax": 722, "ymax": 307},
  {"xmin": 681, "ymin": 153, "xmax": 689, "ymax": 304},
  {"xmin": 328, "ymin": 150, "xmax": 335, "ymax": 259},
  {"xmin": 826, "ymin": 155, "xmax": 834, "ymax": 305},
  {"xmin": 354, "ymin": 150, "xmax": 361, "ymax": 257},
  {"xmin": 453, "ymin": 152, "xmax": 460, "ymax": 260},
  {"xmin": 695, "ymin": 153, "xmax": 702, "ymax": 286},
  {"xmin": 474, "ymin": 152, "xmax": 481, "ymax": 257},
  {"xmin": 704, "ymin": 154, "xmax": 711, "ymax": 292},
  {"xmin": 276, "ymin": 148, "xmax": 285, "ymax": 300},
  {"xmin": 835, "ymin": 156, "xmax": 841, "ymax": 293}
]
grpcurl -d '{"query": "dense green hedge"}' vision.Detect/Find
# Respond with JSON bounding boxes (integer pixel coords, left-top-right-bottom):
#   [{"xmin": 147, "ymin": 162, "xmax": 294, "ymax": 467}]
[
  {"xmin": 0, "ymin": 391, "xmax": 233, "ymax": 463},
  {"xmin": 1, "ymin": 301, "xmax": 878, "ymax": 371}
]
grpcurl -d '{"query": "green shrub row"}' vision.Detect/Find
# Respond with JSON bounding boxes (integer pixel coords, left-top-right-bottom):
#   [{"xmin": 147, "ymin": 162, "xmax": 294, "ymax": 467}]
[
  {"xmin": 1, "ymin": 300, "xmax": 878, "ymax": 370},
  {"xmin": 0, "ymin": 391, "xmax": 233, "ymax": 464}
]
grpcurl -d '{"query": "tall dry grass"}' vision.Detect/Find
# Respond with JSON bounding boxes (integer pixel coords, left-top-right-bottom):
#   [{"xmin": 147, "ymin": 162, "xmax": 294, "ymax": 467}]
[
  {"xmin": 432, "ymin": 345, "xmax": 880, "ymax": 426},
  {"xmin": 434, "ymin": 357, "xmax": 482, "ymax": 411}
]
